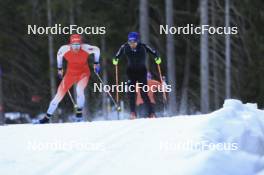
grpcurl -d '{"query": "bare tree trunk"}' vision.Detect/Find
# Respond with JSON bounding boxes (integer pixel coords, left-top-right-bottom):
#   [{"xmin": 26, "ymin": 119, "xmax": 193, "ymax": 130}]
[
  {"xmin": 179, "ymin": 0, "xmax": 191, "ymax": 114},
  {"xmin": 212, "ymin": 0, "xmax": 220, "ymax": 109},
  {"xmin": 69, "ymin": 0, "xmax": 75, "ymax": 25},
  {"xmin": 101, "ymin": 36, "xmax": 108, "ymax": 120},
  {"xmin": 139, "ymin": 0, "xmax": 150, "ymax": 67},
  {"xmin": 139, "ymin": 0, "xmax": 149, "ymax": 44},
  {"xmin": 47, "ymin": 0, "xmax": 56, "ymax": 97},
  {"xmin": 200, "ymin": 0, "xmax": 209, "ymax": 113},
  {"xmin": 225, "ymin": 0, "xmax": 231, "ymax": 98},
  {"xmin": 69, "ymin": 0, "xmax": 78, "ymax": 101},
  {"xmin": 0, "ymin": 67, "xmax": 4, "ymax": 124},
  {"xmin": 179, "ymin": 39, "xmax": 191, "ymax": 114},
  {"xmin": 165, "ymin": 0, "xmax": 177, "ymax": 115}
]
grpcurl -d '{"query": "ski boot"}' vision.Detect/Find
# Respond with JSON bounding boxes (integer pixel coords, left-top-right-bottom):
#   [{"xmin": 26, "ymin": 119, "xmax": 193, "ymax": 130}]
[
  {"xmin": 148, "ymin": 113, "xmax": 157, "ymax": 118},
  {"xmin": 34, "ymin": 114, "xmax": 51, "ymax": 124},
  {"xmin": 75, "ymin": 108, "xmax": 84, "ymax": 122},
  {"xmin": 130, "ymin": 112, "xmax": 137, "ymax": 120}
]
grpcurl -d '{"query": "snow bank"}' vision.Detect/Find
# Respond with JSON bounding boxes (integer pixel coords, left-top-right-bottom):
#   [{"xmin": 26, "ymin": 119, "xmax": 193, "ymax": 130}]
[
  {"xmin": 192, "ymin": 99, "xmax": 264, "ymax": 175},
  {"xmin": 0, "ymin": 99, "xmax": 263, "ymax": 175}
]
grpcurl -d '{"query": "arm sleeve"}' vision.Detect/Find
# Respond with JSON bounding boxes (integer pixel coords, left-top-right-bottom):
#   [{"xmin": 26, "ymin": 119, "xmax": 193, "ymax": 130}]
[
  {"xmin": 115, "ymin": 44, "xmax": 126, "ymax": 59},
  {"xmin": 143, "ymin": 44, "xmax": 159, "ymax": 58},
  {"xmin": 82, "ymin": 44, "xmax": 101, "ymax": 63},
  {"xmin": 57, "ymin": 45, "xmax": 70, "ymax": 69}
]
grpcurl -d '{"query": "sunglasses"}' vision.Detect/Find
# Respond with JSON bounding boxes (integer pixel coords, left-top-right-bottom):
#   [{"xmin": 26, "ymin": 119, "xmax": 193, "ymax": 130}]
[
  {"xmin": 71, "ymin": 43, "xmax": 81, "ymax": 50},
  {"xmin": 71, "ymin": 43, "xmax": 81, "ymax": 46},
  {"xmin": 128, "ymin": 40, "xmax": 137, "ymax": 45}
]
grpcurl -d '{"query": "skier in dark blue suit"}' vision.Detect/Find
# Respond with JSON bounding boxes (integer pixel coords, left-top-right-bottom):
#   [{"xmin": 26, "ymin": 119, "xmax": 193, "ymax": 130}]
[{"xmin": 112, "ymin": 32, "xmax": 162, "ymax": 119}]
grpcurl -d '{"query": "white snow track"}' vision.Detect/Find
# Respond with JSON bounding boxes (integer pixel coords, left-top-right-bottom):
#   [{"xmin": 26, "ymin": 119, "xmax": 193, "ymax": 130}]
[{"xmin": 0, "ymin": 99, "xmax": 264, "ymax": 175}]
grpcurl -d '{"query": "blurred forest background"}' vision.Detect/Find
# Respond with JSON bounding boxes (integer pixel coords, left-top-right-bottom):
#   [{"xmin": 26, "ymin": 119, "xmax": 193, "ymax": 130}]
[{"xmin": 0, "ymin": 0, "xmax": 263, "ymax": 123}]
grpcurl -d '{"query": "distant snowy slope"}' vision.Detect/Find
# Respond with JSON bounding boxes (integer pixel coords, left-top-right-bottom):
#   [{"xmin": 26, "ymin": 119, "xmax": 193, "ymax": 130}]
[{"xmin": 0, "ymin": 99, "xmax": 263, "ymax": 175}]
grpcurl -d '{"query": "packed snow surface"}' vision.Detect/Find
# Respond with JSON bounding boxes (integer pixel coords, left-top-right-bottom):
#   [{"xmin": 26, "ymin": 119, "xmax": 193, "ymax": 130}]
[{"xmin": 0, "ymin": 99, "xmax": 264, "ymax": 175}]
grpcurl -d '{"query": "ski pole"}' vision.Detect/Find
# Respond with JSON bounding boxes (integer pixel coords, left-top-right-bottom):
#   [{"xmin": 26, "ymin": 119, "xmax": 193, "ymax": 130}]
[
  {"xmin": 67, "ymin": 90, "xmax": 78, "ymax": 109},
  {"xmin": 115, "ymin": 65, "xmax": 120, "ymax": 119},
  {"xmin": 59, "ymin": 73, "xmax": 78, "ymax": 110},
  {"xmin": 115, "ymin": 65, "xmax": 119, "ymax": 104},
  {"xmin": 157, "ymin": 64, "xmax": 167, "ymax": 102},
  {"xmin": 157, "ymin": 64, "xmax": 168, "ymax": 117},
  {"xmin": 95, "ymin": 73, "xmax": 121, "ymax": 111}
]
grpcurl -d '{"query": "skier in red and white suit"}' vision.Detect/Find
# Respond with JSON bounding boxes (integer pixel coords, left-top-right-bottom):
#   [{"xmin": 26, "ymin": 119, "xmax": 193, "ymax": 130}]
[{"xmin": 38, "ymin": 34, "xmax": 100, "ymax": 123}]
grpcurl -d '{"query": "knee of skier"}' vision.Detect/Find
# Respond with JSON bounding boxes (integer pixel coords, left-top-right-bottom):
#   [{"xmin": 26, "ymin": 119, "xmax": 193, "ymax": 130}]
[{"xmin": 140, "ymin": 91, "xmax": 151, "ymax": 103}]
